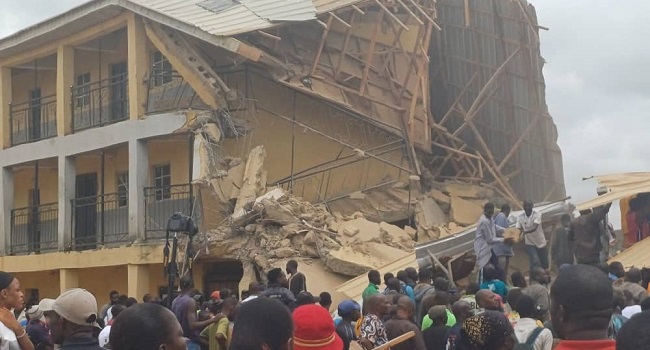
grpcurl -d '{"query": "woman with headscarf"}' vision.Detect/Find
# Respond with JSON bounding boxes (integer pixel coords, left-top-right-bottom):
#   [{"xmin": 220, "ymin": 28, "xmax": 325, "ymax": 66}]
[
  {"xmin": 459, "ymin": 311, "xmax": 515, "ymax": 350},
  {"xmin": 0, "ymin": 271, "xmax": 35, "ymax": 350}
]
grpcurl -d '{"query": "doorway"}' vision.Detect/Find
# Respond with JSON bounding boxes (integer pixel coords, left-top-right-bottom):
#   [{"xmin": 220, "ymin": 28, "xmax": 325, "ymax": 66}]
[
  {"xmin": 204, "ymin": 260, "xmax": 244, "ymax": 299},
  {"xmin": 75, "ymin": 173, "xmax": 98, "ymax": 249},
  {"xmin": 109, "ymin": 62, "xmax": 128, "ymax": 121}
]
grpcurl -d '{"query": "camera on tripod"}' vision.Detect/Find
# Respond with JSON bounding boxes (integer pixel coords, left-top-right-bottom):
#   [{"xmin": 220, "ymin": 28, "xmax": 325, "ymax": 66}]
[{"xmin": 166, "ymin": 212, "xmax": 198, "ymax": 236}]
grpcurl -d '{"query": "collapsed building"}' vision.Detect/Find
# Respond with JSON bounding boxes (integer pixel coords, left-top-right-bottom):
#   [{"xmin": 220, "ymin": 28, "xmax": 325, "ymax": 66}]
[{"xmin": 0, "ymin": 0, "xmax": 565, "ymax": 303}]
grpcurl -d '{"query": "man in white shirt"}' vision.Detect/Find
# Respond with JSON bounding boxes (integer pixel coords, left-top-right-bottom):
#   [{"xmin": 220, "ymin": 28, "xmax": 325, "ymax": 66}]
[{"xmin": 516, "ymin": 201, "xmax": 549, "ymax": 271}]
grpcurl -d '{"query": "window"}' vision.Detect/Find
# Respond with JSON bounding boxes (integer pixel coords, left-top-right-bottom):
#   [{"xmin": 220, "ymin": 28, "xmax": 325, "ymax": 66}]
[
  {"xmin": 153, "ymin": 164, "xmax": 171, "ymax": 201},
  {"xmin": 75, "ymin": 73, "xmax": 91, "ymax": 107},
  {"xmin": 152, "ymin": 51, "xmax": 173, "ymax": 87},
  {"xmin": 117, "ymin": 172, "xmax": 129, "ymax": 207}
]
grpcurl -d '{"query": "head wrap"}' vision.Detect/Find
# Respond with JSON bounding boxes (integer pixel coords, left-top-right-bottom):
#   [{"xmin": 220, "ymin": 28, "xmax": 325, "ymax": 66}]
[
  {"xmin": 461, "ymin": 311, "xmax": 513, "ymax": 348},
  {"xmin": 0, "ymin": 272, "xmax": 14, "ymax": 290}
]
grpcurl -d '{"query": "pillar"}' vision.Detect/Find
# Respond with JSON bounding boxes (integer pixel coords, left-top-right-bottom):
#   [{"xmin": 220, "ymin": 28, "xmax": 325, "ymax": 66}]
[
  {"xmin": 127, "ymin": 13, "xmax": 148, "ymax": 120},
  {"xmin": 58, "ymin": 156, "xmax": 76, "ymax": 250},
  {"xmin": 238, "ymin": 261, "xmax": 257, "ymax": 299},
  {"xmin": 128, "ymin": 139, "xmax": 148, "ymax": 240},
  {"xmin": 127, "ymin": 264, "xmax": 150, "ymax": 299},
  {"xmin": 59, "ymin": 268, "xmax": 79, "ymax": 293},
  {"xmin": 191, "ymin": 261, "xmax": 205, "ymax": 295},
  {"xmin": 0, "ymin": 167, "xmax": 14, "ymax": 255},
  {"xmin": 56, "ymin": 45, "xmax": 74, "ymax": 136},
  {"xmin": 0, "ymin": 66, "xmax": 12, "ymax": 149}
]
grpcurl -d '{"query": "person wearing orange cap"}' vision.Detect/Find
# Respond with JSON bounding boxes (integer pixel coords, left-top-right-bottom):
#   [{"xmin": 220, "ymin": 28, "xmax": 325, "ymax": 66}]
[
  {"xmin": 293, "ymin": 304, "xmax": 344, "ymax": 350},
  {"xmin": 211, "ymin": 291, "xmax": 221, "ymax": 301}
]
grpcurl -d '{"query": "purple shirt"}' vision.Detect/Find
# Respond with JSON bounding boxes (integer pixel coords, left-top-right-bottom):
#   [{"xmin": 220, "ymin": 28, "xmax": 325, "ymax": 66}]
[{"xmin": 172, "ymin": 294, "xmax": 198, "ymax": 341}]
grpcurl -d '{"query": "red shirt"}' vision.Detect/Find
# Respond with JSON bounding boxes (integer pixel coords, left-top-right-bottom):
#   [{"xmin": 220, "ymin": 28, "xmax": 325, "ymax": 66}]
[{"xmin": 555, "ymin": 340, "xmax": 615, "ymax": 350}]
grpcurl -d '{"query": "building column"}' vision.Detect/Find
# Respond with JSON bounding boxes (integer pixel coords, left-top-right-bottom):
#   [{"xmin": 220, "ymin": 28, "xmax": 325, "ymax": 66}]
[
  {"xmin": 58, "ymin": 156, "xmax": 76, "ymax": 250},
  {"xmin": 56, "ymin": 45, "xmax": 74, "ymax": 136},
  {"xmin": 59, "ymin": 268, "xmax": 79, "ymax": 293},
  {"xmin": 0, "ymin": 167, "xmax": 14, "ymax": 255},
  {"xmin": 0, "ymin": 66, "xmax": 12, "ymax": 149},
  {"xmin": 128, "ymin": 139, "xmax": 148, "ymax": 241},
  {"xmin": 127, "ymin": 13, "xmax": 148, "ymax": 120},
  {"xmin": 127, "ymin": 264, "xmax": 150, "ymax": 299},
  {"xmin": 191, "ymin": 262, "xmax": 205, "ymax": 295}
]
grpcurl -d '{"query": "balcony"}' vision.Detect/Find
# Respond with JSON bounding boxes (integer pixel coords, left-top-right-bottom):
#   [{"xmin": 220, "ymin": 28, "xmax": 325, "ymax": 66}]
[
  {"xmin": 144, "ymin": 184, "xmax": 194, "ymax": 239},
  {"xmin": 71, "ymin": 193, "xmax": 129, "ymax": 250},
  {"xmin": 9, "ymin": 95, "xmax": 58, "ymax": 146},
  {"xmin": 10, "ymin": 203, "xmax": 59, "ymax": 255},
  {"xmin": 72, "ymin": 73, "xmax": 129, "ymax": 132},
  {"xmin": 146, "ymin": 70, "xmax": 208, "ymax": 115}
]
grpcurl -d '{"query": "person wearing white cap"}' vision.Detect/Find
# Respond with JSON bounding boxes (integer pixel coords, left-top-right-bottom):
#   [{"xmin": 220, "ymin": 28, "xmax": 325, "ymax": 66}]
[
  {"xmin": 0, "ymin": 271, "xmax": 35, "ymax": 350},
  {"xmin": 25, "ymin": 305, "xmax": 53, "ymax": 350},
  {"xmin": 49, "ymin": 288, "xmax": 103, "ymax": 350}
]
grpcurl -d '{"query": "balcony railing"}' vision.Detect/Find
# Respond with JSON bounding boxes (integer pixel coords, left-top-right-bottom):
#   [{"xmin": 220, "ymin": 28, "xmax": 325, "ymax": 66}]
[
  {"xmin": 72, "ymin": 73, "xmax": 129, "ymax": 132},
  {"xmin": 146, "ymin": 70, "xmax": 208, "ymax": 114},
  {"xmin": 71, "ymin": 192, "xmax": 129, "ymax": 250},
  {"xmin": 9, "ymin": 95, "xmax": 57, "ymax": 146},
  {"xmin": 10, "ymin": 203, "xmax": 59, "ymax": 255},
  {"xmin": 144, "ymin": 184, "xmax": 194, "ymax": 239}
]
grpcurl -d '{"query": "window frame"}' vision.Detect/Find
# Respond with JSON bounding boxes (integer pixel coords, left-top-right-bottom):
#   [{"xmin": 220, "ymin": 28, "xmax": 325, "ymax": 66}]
[
  {"xmin": 152, "ymin": 164, "xmax": 172, "ymax": 201},
  {"xmin": 116, "ymin": 171, "xmax": 129, "ymax": 207},
  {"xmin": 75, "ymin": 72, "xmax": 91, "ymax": 108},
  {"xmin": 151, "ymin": 51, "xmax": 173, "ymax": 87}
]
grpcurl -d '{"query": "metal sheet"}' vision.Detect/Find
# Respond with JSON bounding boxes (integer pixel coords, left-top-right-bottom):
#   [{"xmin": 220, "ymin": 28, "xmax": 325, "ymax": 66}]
[{"xmin": 243, "ymin": 0, "xmax": 316, "ymax": 22}]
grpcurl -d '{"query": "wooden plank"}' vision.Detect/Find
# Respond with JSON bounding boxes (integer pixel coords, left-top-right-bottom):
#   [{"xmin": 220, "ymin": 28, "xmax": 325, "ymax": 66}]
[
  {"xmin": 497, "ymin": 112, "xmax": 545, "ymax": 170},
  {"xmin": 334, "ymin": 11, "xmax": 357, "ymax": 79},
  {"xmin": 359, "ymin": 9, "xmax": 384, "ymax": 95},
  {"xmin": 310, "ymin": 15, "xmax": 334, "ymax": 77},
  {"xmin": 374, "ymin": 0, "xmax": 410, "ymax": 31}
]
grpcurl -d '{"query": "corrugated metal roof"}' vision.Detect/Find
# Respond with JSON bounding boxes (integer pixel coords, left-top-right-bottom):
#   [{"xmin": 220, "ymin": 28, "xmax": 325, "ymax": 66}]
[
  {"xmin": 610, "ymin": 236, "xmax": 650, "ymax": 269},
  {"xmin": 131, "ymin": 0, "xmax": 362, "ymax": 36}
]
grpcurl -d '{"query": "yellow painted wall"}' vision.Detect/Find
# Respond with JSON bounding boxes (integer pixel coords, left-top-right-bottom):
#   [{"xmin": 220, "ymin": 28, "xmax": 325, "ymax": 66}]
[
  {"xmin": 79, "ymin": 265, "xmax": 128, "ymax": 306},
  {"xmin": 220, "ymin": 72, "xmax": 408, "ymax": 202},
  {"xmin": 13, "ymin": 163, "xmax": 59, "ymax": 208},
  {"xmin": 75, "ymin": 145, "xmax": 129, "ymax": 195},
  {"xmin": 12, "ymin": 270, "xmax": 60, "ymax": 299},
  {"xmin": 11, "ymin": 68, "xmax": 57, "ymax": 104},
  {"xmin": 73, "ymin": 29, "xmax": 128, "ymax": 87},
  {"xmin": 148, "ymin": 138, "xmax": 191, "ymax": 186}
]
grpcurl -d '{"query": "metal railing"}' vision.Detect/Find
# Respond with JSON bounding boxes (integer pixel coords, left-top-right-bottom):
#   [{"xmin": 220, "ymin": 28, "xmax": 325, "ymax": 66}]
[
  {"xmin": 10, "ymin": 203, "xmax": 59, "ymax": 254},
  {"xmin": 72, "ymin": 73, "xmax": 129, "ymax": 132},
  {"xmin": 146, "ymin": 69, "xmax": 208, "ymax": 114},
  {"xmin": 9, "ymin": 95, "xmax": 58, "ymax": 146},
  {"xmin": 71, "ymin": 192, "xmax": 129, "ymax": 250},
  {"xmin": 144, "ymin": 184, "xmax": 194, "ymax": 239}
]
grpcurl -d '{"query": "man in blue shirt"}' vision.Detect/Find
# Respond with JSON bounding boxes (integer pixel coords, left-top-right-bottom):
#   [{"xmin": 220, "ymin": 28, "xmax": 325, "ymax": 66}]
[{"xmin": 479, "ymin": 264, "xmax": 508, "ymax": 299}]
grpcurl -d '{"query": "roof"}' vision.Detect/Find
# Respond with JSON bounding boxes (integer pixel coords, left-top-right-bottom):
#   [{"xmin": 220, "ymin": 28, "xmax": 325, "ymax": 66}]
[
  {"xmin": 0, "ymin": 0, "xmax": 365, "ymax": 59},
  {"xmin": 610, "ymin": 236, "xmax": 650, "ymax": 269},
  {"xmin": 576, "ymin": 172, "xmax": 650, "ymax": 211}
]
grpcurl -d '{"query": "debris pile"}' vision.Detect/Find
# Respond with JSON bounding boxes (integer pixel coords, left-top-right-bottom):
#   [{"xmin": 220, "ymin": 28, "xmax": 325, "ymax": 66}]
[{"xmin": 191, "ymin": 143, "xmax": 505, "ymax": 280}]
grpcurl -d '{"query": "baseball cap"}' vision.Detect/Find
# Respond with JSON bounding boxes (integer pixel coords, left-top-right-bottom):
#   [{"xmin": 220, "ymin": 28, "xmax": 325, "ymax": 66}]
[
  {"xmin": 337, "ymin": 300, "xmax": 361, "ymax": 316},
  {"xmin": 296, "ymin": 292, "xmax": 320, "ymax": 307},
  {"xmin": 38, "ymin": 298, "xmax": 55, "ymax": 312},
  {"xmin": 293, "ymin": 305, "xmax": 344, "ymax": 350},
  {"xmin": 25, "ymin": 305, "xmax": 44, "ymax": 321},
  {"xmin": 53, "ymin": 288, "xmax": 101, "ymax": 328}
]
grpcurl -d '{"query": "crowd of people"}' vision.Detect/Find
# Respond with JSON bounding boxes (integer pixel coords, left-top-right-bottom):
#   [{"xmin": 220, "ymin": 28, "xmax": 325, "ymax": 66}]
[{"xmin": 2, "ymin": 200, "xmax": 650, "ymax": 350}]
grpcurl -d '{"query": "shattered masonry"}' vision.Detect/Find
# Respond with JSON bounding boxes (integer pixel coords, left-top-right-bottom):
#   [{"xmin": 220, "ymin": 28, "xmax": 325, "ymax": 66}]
[{"xmin": 152, "ymin": 0, "xmax": 565, "ymax": 285}]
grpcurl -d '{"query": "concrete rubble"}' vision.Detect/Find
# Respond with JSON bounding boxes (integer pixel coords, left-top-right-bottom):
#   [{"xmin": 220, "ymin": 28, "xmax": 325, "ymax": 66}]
[{"xmin": 191, "ymin": 145, "xmax": 505, "ymax": 281}]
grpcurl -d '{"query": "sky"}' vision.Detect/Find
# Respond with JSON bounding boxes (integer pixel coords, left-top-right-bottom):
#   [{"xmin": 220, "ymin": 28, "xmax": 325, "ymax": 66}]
[{"xmin": 1, "ymin": 1, "xmax": 648, "ymax": 228}]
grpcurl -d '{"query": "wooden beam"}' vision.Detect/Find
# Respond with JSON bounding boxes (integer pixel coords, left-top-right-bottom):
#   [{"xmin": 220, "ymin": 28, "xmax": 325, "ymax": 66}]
[
  {"xmin": 464, "ymin": 0, "xmax": 471, "ymax": 27},
  {"xmin": 439, "ymin": 72, "xmax": 478, "ymax": 126},
  {"xmin": 396, "ymin": 0, "xmax": 424, "ymax": 25},
  {"xmin": 310, "ymin": 15, "xmax": 334, "ymax": 77},
  {"xmin": 334, "ymin": 11, "xmax": 356, "ymax": 80},
  {"xmin": 374, "ymin": 0, "xmax": 410, "ymax": 31},
  {"xmin": 329, "ymin": 12, "xmax": 352, "ymax": 28},
  {"xmin": 144, "ymin": 21, "xmax": 226, "ymax": 110},
  {"xmin": 0, "ymin": 12, "xmax": 129, "ymax": 67},
  {"xmin": 497, "ymin": 112, "xmax": 545, "ymax": 170},
  {"xmin": 359, "ymin": 9, "xmax": 384, "ymax": 95},
  {"xmin": 256, "ymin": 30, "xmax": 282, "ymax": 41}
]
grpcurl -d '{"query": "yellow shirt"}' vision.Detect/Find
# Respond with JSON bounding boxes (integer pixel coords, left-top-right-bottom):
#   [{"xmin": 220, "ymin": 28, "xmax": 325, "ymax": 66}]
[{"xmin": 200, "ymin": 318, "xmax": 230, "ymax": 350}]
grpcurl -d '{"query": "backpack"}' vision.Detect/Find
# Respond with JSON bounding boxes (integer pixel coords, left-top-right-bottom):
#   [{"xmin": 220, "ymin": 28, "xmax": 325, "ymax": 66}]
[{"xmin": 513, "ymin": 327, "xmax": 544, "ymax": 350}]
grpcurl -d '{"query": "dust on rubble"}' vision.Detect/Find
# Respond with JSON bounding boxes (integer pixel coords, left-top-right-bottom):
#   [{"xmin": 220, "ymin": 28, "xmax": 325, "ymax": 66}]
[{"xmin": 189, "ymin": 137, "xmax": 504, "ymax": 284}]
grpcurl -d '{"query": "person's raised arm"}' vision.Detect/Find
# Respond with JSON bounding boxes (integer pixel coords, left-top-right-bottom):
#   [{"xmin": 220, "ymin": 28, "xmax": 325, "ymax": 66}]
[
  {"xmin": 186, "ymin": 298, "xmax": 219, "ymax": 331},
  {"xmin": 0, "ymin": 308, "xmax": 34, "ymax": 350}
]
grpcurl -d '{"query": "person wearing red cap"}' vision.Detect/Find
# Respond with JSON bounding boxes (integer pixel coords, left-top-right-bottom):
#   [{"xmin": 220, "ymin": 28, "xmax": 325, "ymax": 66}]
[
  {"xmin": 293, "ymin": 305, "xmax": 344, "ymax": 350},
  {"xmin": 211, "ymin": 291, "xmax": 221, "ymax": 301}
]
